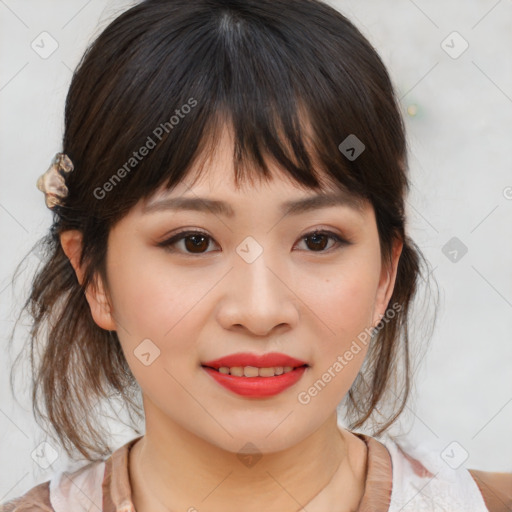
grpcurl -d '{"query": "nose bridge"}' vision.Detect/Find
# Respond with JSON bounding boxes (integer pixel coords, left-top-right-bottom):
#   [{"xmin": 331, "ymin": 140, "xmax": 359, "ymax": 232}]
[
  {"xmin": 220, "ymin": 234, "xmax": 298, "ymax": 333},
  {"xmin": 235, "ymin": 237, "xmax": 282, "ymax": 306}
]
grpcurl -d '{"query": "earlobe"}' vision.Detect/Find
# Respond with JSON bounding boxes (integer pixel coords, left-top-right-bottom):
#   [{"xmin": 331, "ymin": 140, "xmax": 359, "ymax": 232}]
[{"xmin": 59, "ymin": 230, "xmax": 117, "ymax": 331}]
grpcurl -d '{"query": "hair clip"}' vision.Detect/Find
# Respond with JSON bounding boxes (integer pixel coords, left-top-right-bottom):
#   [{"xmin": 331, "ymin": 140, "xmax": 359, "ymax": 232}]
[{"xmin": 36, "ymin": 153, "xmax": 74, "ymax": 209}]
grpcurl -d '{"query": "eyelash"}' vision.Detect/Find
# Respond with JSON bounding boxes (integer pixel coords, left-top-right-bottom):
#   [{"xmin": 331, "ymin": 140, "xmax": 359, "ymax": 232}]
[{"xmin": 157, "ymin": 228, "xmax": 351, "ymax": 255}]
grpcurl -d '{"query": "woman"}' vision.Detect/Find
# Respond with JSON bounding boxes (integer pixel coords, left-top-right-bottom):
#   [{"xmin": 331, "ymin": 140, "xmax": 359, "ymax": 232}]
[{"xmin": 3, "ymin": 0, "xmax": 511, "ymax": 510}]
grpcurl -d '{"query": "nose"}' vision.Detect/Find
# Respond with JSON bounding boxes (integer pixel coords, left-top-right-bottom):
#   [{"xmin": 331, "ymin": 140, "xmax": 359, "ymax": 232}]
[{"xmin": 216, "ymin": 251, "xmax": 299, "ymax": 336}]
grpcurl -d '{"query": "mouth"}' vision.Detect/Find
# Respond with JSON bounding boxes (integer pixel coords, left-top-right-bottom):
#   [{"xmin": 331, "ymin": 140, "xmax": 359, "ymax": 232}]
[{"xmin": 200, "ymin": 352, "xmax": 310, "ymax": 397}]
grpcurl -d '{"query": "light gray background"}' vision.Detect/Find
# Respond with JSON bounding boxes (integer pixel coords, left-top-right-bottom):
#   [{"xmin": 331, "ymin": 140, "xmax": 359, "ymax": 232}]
[{"xmin": 1, "ymin": 0, "xmax": 511, "ymax": 501}]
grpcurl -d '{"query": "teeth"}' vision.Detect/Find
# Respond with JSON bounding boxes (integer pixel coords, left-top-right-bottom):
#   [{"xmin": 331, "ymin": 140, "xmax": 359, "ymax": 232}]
[{"xmin": 216, "ymin": 365, "xmax": 297, "ymax": 377}]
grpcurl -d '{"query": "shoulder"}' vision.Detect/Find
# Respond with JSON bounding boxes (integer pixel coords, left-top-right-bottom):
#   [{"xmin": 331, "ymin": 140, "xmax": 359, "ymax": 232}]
[
  {"xmin": 0, "ymin": 459, "xmax": 106, "ymax": 512},
  {"xmin": 0, "ymin": 481, "xmax": 53, "ymax": 512},
  {"xmin": 48, "ymin": 459, "xmax": 106, "ymax": 512},
  {"xmin": 1, "ymin": 435, "xmax": 140, "ymax": 512},
  {"xmin": 375, "ymin": 434, "xmax": 509, "ymax": 512},
  {"xmin": 469, "ymin": 468, "xmax": 512, "ymax": 512}
]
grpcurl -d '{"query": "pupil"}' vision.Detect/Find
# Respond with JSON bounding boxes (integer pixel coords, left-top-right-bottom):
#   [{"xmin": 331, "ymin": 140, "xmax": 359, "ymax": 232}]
[
  {"xmin": 307, "ymin": 233, "xmax": 327, "ymax": 251},
  {"xmin": 186, "ymin": 235, "xmax": 208, "ymax": 252}
]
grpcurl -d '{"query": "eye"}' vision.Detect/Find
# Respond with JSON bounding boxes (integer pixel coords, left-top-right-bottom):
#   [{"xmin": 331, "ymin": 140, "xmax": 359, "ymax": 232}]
[
  {"xmin": 296, "ymin": 230, "xmax": 350, "ymax": 253},
  {"xmin": 157, "ymin": 229, "xmax": 351, "ymax": 255},
  {"xmin": 158, "ymin": 229, "xmax": 218, "ymax": 254}
]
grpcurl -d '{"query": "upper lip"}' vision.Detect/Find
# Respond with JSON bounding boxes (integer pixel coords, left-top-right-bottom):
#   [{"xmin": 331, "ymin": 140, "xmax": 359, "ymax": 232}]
[{"xmin": 202, "ymin": 352, "xmax": 309, "ymax": 369}]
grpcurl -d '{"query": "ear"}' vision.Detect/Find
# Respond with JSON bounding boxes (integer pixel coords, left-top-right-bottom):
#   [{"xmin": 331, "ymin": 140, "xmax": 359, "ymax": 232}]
[
  {"xmin": 372, "ymin": 236, "xmax": 403, "ymax": 327},
  {"xmin": 59, "ymin": 230, "xmax": 117, "ymax": 331}
]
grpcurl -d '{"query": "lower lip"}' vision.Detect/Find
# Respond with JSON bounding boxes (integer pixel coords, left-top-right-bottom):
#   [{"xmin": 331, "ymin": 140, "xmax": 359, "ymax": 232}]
[{"xmin": 202, "ymin": 366, "xmax": 308, "ymax": 397}]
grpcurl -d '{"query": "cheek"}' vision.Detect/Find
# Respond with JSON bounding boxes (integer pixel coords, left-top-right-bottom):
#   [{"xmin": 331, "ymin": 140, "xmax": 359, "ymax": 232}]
[
  {"xmin": 106, "ymin": 243, "xmax": 214, "ymax": 356},
  {"xmin": 298, "ymin": 245, "xmax": 381, "ymax": 385},
  {"xmin": 311, "ymin": 278, "xmax": 374, "ymax": 376},
  {"xmin": 106, "ymin": 248, "xmax": 170, "ymax": 335},
  {"xmin": 293, "ymin": 262, "xmax": 379, "ymax": 410},
  {"xmin": 105, "ymin": 247, "xmax": 207, "ymax": 396},
  {"xmin": 303, "ymin": 250, "xmax": 380, "ymax": 338}
]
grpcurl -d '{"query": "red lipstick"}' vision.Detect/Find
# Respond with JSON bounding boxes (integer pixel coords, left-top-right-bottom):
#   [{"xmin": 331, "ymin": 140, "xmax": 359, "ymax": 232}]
[{"xmin": 201, "ymin": 352, "xmax": 309, "ymax": 398}]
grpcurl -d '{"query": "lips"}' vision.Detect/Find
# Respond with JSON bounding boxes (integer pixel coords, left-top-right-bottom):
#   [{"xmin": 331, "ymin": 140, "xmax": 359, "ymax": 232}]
[
  {"xmin": 201, "ymin": 352, "xmax": 309, "ymax": 397},
  {"xmin": 201, "ymin": 352, "xmax": 308, "ymax": 369}
]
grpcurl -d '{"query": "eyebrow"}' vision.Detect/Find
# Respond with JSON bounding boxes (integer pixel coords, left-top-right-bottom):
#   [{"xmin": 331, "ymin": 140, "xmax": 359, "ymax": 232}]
[{"xmin": 142, "ymin": 191, "xmax": 366, "ymax": 218}]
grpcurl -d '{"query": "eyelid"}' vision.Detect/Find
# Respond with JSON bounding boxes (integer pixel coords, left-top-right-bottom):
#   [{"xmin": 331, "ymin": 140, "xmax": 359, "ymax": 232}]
[{"xmin": 300, "ymin": 225, "xmax": 354, "ymax": 245}]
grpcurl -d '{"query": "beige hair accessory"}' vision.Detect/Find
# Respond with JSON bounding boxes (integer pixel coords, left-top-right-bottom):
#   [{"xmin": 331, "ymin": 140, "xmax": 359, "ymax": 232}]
[{"xmin": 36, "ymin": 153, "xmax": 74, "ymax": 209}]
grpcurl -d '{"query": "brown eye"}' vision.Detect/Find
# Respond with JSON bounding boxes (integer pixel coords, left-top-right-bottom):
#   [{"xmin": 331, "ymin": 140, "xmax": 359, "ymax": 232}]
[
  {"xmin": 304, "ymin": 232, "xmax": 330, "ymax": 251},
  {"xmin": 158, "ymin": 230, "xmax": 217, "ymax": 254},
  {"xmin": 183, "ymin": 234, "xmax": 210, "ymax": 253},
  {"xmin": 297, "ymin": 230, "xmax": 349, "ymax": 253}
]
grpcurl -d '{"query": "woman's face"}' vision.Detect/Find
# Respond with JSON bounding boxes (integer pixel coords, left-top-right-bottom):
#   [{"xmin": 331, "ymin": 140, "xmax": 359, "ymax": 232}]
[{"xmin": 78, "ymin": 128, "xmax": 402, "ymax": 453}]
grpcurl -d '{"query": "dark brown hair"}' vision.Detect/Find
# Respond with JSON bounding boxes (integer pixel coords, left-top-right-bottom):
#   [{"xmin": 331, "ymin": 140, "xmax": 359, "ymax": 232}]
[{"xmin": 9, "ymin": 0, "xmax": 438, "ymax": 461}]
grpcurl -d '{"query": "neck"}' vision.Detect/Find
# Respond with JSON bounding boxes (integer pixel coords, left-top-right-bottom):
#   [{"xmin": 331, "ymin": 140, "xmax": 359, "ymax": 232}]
[{"xmin": 129, "ymin": 397, "xmax": 367, "ymax": 512}]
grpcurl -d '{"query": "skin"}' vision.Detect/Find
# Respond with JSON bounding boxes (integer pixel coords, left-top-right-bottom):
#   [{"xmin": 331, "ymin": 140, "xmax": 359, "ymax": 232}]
[{"xmin": 60, "ymin": 126, "xmax": 403, "ymax": 512}]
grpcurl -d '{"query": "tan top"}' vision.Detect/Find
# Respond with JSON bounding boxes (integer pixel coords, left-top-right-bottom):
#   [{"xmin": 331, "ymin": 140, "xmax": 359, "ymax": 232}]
[{"xmin": 1, "ymin": 433, "xmax": 511, "ymax": 512}]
